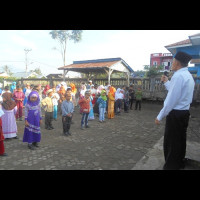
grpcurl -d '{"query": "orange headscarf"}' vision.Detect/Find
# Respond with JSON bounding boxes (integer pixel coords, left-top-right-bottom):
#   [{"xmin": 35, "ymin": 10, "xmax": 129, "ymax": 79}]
[
  {"xmin": 109, "ymin": 86, "xmax": 116, "ymax": 97},
  {"xmin": 58, "ymin": 85, "xmax": 66, "ymax": 95},
  {"xmin": 70, "ymin": 83, "xmax": 77, "ymax": 93}
]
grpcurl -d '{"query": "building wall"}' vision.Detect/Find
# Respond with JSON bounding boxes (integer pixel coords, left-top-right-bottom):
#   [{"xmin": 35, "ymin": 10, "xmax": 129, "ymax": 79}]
[{"xmin": 150, "ymin": 53, "xmax": 173, "ymax": 71}]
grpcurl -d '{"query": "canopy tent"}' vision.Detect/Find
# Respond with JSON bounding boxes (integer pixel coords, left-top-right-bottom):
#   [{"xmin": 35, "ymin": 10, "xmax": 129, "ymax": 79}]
[{"xmin": 58, "ymin": 57, "xmax": 134, "ymax": 85}]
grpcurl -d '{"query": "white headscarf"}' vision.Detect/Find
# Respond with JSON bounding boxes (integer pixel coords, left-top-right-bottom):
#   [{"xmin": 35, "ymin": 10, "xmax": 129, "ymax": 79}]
[{"xmin": 115, "ymin": 88, "xmax": 124, "ymax": 100}]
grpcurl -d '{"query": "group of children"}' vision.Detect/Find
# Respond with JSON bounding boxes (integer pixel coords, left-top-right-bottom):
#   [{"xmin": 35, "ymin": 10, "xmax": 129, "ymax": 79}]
[{"xmin": 0, "ymin": 80, "xmax": 143, "ymax": 156}]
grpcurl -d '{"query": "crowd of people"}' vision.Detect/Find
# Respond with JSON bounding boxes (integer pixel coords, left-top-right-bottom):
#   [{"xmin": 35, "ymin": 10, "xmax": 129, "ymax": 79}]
[{"xmin": 0, "ymin": 80, "xmax": 142, "ymax": 155}]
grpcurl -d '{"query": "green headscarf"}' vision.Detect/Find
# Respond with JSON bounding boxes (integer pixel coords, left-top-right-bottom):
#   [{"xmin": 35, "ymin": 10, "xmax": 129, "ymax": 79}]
[{"xmin": 100, "ymin": 90, "xmax": 107, "ymax": 101}]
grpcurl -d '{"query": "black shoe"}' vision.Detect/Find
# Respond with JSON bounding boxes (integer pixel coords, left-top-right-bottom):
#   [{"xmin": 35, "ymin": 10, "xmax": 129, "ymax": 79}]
[
  {"xmin": 85, "ymin": 125, "xmax": 90, "ymax": 128},
  {"xmin": 0, "ymin": 153, "xmax": 8, "ymax": 156},
  {"xmin": 49, "ymin": 126, "xmax": 54, "ymax": 130},
  {"xmin": 32, "ymin": 142, "xmax": 39, "ymax": 147},
  {"xmin": 28, "ymin": 144, "xmax": 35, "ymax": 150},
  {"xmin": 13, "ymin": 136, "xmax": 19, "ymax": 139}
]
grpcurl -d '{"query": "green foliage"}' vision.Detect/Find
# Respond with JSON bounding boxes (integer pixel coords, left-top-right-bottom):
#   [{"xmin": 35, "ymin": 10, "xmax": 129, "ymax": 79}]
[
  {"xmin": 49, "ymin": 30, "xmax": 83, "ymax": 66},
  {"xmin": 1, "ymin": 65, "xmax": 13, "ymax": 76},
  {"xmin": 30, "ymin": 68, "xmax": 42, "ymax": 75},
  {"xmin": 133, "ymin": 70, "xmax": 146, "ymax": 77},
  {"xmin": 144, "ymin": 65, "xmax": 164, "ymax": 78}
]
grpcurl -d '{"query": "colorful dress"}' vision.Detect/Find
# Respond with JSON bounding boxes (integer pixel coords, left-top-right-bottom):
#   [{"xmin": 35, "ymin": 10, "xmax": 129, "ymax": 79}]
[
  {"xmin": 23, "ymin": 91, "xmax": 42, "ymax": 144},
  {"xmin": 88, "ymin": 96, "xmax": 95, "ymax": 120}
]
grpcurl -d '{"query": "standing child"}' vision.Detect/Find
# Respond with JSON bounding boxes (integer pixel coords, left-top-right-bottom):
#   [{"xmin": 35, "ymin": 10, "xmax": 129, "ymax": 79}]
[
  {"xmin": 23, "ymin": 83, "xmax": 32, "ymax": 106},
  {"xmin": 107, "ymin": 86, "xmax": 116, "ymax": 119},
  {"xmin": 23, "ymin": 91, "xmax": 42, "ymax": 150},
  {"xmin": 88, "ymin": 91, "xmax": 95, "ymax": 120},
  {"xmin": 115, "ymin": 88, "xmax": 124, "ymax": 115},
  {"xmin": 70, "ymin": 83, "xmax": 77, "ymax": 107},
  {"xmin": 61, "ymin": 93, "xmax": 74, "ymax": 136},
  {"xmin": 52, "ymin": 86, "xmax": 60, "ymax": 121},
  {"xmin": 0, "ymin": 106, "xmax": 7, "ymax": 156},
  {"xmin": 41, "ymin": 89, "xmax": 54, "ymax": 130},
  {"xmin": 78, "ymin": 90, "xmax": 90, "ymax": 130},
  {"xmin": 97, "ymin": 90, "xmax": 107, "ymax": 123},
  {"xmin": 13, "ymin": 85, "xmax": 25, "ymax": 121},
  {"xmin": 135, "ymin": 87, "xmax": 143, "ymax": 111},
  {"xmin": 10, "ymin": 82, "xmax": 16, "ymax": 93},
  {"xmin": 129, "ymin": 85, "xmax": 135, "ymax": 110},
  {"xmin": 124, "ymin": 86, "xmax": 130, "ymax": 113},
  {"xmin": 1, "ymin": 92, "xmax": 18, "ymax": 140}
]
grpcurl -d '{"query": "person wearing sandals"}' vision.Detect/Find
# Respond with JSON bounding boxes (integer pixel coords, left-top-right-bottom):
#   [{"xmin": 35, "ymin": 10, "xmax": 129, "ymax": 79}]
[{"xmin": 23, "ymin": 91, "xmax": 42, "ymax": 150}]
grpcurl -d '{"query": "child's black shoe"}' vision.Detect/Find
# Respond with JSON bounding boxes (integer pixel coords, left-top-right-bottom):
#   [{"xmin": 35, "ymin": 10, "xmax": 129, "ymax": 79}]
[
  {"xmin": 32, "ymin": 142, "xmax": 39, "ymax": 147},
  {"xmin": 28, "ymin": 144, "xmax": 35, "ymax": 150}
]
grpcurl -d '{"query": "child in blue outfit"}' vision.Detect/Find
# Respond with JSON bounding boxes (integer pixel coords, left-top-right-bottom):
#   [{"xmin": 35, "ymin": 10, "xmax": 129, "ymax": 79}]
[{"xmin": 97, "ymin": 90, "xmax": 107, "ymax": 123}]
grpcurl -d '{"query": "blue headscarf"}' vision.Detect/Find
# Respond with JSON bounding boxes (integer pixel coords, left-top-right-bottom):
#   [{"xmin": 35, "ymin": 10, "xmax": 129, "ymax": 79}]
[{"xmin": 27, "ymin": 91, "xmax": 40, "ymax": 106}]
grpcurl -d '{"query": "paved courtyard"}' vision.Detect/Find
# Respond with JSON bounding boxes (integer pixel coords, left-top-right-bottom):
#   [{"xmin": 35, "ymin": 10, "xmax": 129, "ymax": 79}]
[{"xmin": 0, "ymin": 102, "xmax": 200, "ymax": 170}]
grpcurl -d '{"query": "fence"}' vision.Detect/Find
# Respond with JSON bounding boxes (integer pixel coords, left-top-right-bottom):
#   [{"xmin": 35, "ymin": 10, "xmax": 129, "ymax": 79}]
[{"xmin": 2, "ymin": 77, "xmax": 200, "ymax": 102}]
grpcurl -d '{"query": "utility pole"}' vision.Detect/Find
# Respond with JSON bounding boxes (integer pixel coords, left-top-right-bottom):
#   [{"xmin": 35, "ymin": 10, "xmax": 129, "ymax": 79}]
[{"xmin": 24, "ymin": 48, "xmax": 32, "ymax": 76}]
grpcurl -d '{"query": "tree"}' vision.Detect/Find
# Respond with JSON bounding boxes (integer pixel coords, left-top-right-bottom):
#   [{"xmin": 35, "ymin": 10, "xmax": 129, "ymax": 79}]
[
  {"xmin": 1, "ymin": 65, "xmax": 13, "ymax": 76},
  {"xmin": 30, "ymin": 67, "xmax": 42, "ymax": 75},
  {"xmin": 49, "ymin": 30, "xmax": 83, "ymax": 66},
  {"xmin": 143, "ymin": 65, "xmax": 164, "ymax": 78}
]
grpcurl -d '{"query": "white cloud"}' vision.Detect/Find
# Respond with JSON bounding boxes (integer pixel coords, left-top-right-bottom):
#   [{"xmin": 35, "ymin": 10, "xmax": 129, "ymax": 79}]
[{"xmin": 11, "ymin": 35, "xmax": 37, "ymax": 50}]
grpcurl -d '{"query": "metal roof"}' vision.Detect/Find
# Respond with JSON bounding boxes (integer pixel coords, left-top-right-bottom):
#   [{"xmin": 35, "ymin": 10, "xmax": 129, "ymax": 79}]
[{"xmin": 58, "ymin": 58, "xmax": 134, "ymax": 73}]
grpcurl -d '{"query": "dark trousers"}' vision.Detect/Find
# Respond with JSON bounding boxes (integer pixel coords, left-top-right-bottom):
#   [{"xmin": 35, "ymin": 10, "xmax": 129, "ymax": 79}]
[
  {"xmin": 115, "ymin": 99, "xmax": 122, "ymax": 113},
  {"xmin": 62, "ymin": 116, "xmax": 72, "ymax": 133},
  {"xmin": 45, "ymin": 112, "xmax": 53, "ymax": 128},
  {"xmin": 124, "ymin": 100, "xmax": 129, "ymax": 112},
  {"xmin": 135, "ymin": 100, "xmax": 141, "ymax": 110},
  {"xmin": 129, "ymin": 99, "xmax": 134, "ymax": 109},
  {"xmin": 163, "ymin": 109, "xmax": 190, "ymax": 170}
]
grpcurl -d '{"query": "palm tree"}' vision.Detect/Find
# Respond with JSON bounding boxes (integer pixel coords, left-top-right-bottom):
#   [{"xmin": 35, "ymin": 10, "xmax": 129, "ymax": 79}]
[{"xmin": 1, "ymin": 65, "xmax": 13, "ymax": 76}]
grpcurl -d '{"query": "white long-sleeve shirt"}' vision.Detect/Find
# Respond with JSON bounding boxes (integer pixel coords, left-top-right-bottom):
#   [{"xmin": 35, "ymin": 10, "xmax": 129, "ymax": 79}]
[{"xmin": 157, "ymin": 67, "xmax": 195, "ymax": 121}]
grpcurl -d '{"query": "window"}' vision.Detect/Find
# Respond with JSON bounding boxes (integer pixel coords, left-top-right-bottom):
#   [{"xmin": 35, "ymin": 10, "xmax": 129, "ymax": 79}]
[{"xmin": 153, "ymin": 61, "xmax": 157, "ymax": 66}]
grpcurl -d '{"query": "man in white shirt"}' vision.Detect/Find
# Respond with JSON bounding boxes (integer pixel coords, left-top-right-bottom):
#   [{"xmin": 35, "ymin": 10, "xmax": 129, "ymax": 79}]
[{"xmin": 155, "ymin": 51, "xmax": 195, "ymax": 170}]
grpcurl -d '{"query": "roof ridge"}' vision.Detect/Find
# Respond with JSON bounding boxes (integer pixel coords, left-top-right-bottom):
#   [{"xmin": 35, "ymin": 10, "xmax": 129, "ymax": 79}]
[{"xmin": 73, "ymin": 57, "xmax": 122, "ymax": 64}]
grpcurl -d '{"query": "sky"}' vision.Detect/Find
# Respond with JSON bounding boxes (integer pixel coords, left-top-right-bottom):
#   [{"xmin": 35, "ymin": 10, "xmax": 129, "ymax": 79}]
[{"xmin": 0, "ymin": 30, "xmax": 199, "ymax": 77}]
